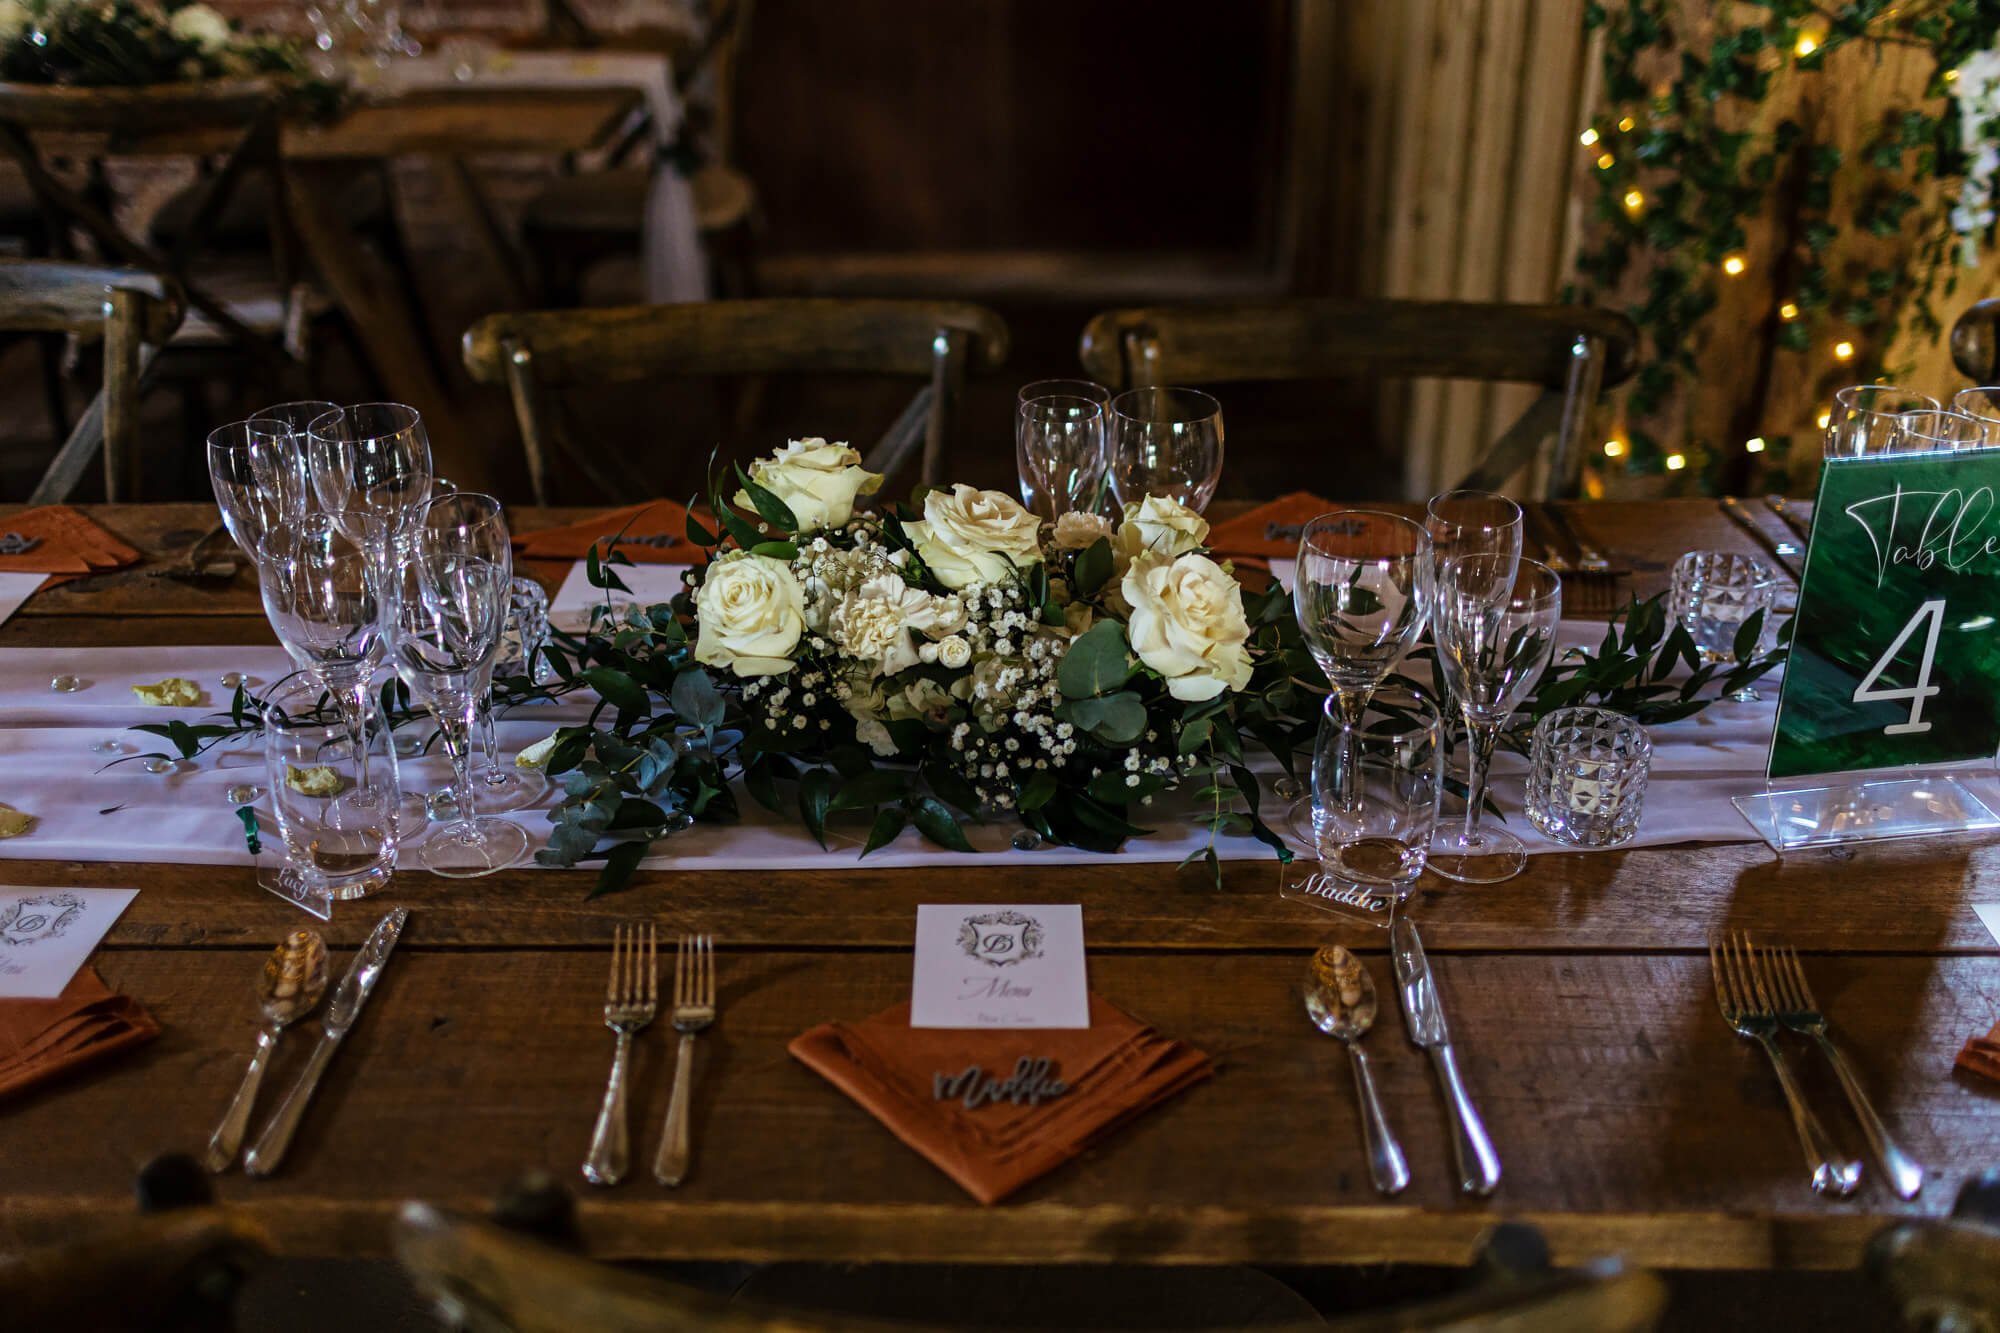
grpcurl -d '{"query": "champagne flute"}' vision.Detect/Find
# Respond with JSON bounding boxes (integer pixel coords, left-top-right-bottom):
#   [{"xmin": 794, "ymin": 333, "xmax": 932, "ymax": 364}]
[
  {"xmin": 1429, "ymin": 555, "xmax": 1561, "ymax": 884},
  {"xmin": 1107, "ymin": 387, "xmax": 1224, "ymax": 514},
  {"xmin": 389, "ymin": 492, "xmax": 529, "ymax": 877},
  {"xmin": 1016, "ymin": 394, "xmax": 1108, "ymax": 519}
]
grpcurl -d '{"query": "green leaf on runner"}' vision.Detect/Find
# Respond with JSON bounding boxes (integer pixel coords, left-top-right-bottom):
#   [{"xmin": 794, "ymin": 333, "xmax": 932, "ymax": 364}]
[
  {"xmin": 911, "ymin": 796, "xmax": 975, "ymax": 852},
  {"xmin": 863, "ymin": 805, "xmax": 908, "ymax": 855},
  {"xmin": 798, "ymin": 766, "xmax": 836, "ymax": 849}
]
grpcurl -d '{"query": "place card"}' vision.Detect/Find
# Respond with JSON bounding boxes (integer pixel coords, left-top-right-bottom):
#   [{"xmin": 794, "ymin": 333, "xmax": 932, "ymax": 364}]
[
  {"xmin": 548, "ymin": 560, "xmax": 693, "ymax": 632},
  {"xmin": 911, "ymin": 904, "xmax": 1089, "ymax": 1030},
  {"xmin": 0, "ymin": 571, "xmax": 46, "ymax": 628},
  {"xmin": 0, "ymin": 886, "xmax": 137, "ymax": 998},
  {"xmin": 1974, "ymin": 902, "xmax": 2000, "ymax": 947}
]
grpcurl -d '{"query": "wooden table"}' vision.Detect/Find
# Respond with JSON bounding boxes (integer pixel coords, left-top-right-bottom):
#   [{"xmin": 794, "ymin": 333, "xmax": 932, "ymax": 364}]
[{"xmin": 3, "ymin": 500, "xmax": 1996, "ymax": 1273}]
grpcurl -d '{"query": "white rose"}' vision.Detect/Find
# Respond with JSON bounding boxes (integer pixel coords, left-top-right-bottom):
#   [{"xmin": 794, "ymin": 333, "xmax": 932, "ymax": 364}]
[
  {"xmin": 905, "ymin": 483, "xmax": 1043, "ymax": 589},
  {"xmin": 829, "ymin": 573, "xmax": 941, "ymax": 676},
  {"xmin": 936, "ymin": 634, "xmax": 971, "ymax": 669},
  {"xmin": 1116, "ymin": 495, "xmax": 1210, "ymax": 565},
  {"xmin": 516, "ymin": 731, "xmax": 561, "ymax": 769},
  {"xmin": 169, "ymin": 3, "xmax": 233, "ymax": 50},
  {"xmin": 1053, "ymin": 510, "xmax": 1114, "ymax": 551},
  {"xmin": 735, "ymin": 437, "xmax": 882, "ymax": 531},
  {"xmin": 692, "ymin": 550, "xmax": 805, "ymax": 677},
  {"xmin": 1121, "ymin": 552, "xmax": 1253, "ymax": 702}
]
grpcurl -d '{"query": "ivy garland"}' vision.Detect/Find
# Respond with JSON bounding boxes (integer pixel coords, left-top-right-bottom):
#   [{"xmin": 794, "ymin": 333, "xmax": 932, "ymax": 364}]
[{"xmin": 1569, "ymin": 0, "xmax": 2000, "ymax": 493}]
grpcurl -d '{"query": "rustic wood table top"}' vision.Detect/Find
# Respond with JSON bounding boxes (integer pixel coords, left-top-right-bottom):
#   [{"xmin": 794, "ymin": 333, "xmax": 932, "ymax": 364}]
[{"xmin": 3, "ymin": 500, "xmax": 1995, "ymax": 1274}]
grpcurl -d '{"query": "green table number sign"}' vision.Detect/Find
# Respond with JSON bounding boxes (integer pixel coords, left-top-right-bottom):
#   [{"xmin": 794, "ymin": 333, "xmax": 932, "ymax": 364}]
[{"xmin": 1769, "ymin": 448, "xmax": 2000, "ymax": 782}]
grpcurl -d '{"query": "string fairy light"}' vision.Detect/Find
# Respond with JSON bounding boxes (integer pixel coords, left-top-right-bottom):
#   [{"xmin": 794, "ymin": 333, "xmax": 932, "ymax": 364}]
[
  {"xmin": 1603, "ymin": 438, "xmax": 1626, "ymax": 458},
  {"xmin": 1779, "ymin": 301, "xmax": 1800, "ymax": 320},
  {"xmin": 1597, "ymin": 152, "xmax": 1616, "ymax": 170},
  {"xmin": 1617, "ymin": 115, "xmax": 1636, "ymax": 132},
  {"xmin": 1722, "ymin": 253, "xmax": 1747, "ymax": 276},
  {"xmin": 1834, "ymin": 340, "xmax": 1856, "ymax": 361},
  {"xmin": 1622, "ymin": 188, "xmax": 1645, "ymax": 214},
  {"xmin": 1665, "ymin": 453, "xmax": 1687, "ymax": 471},
  {"xmin": 1744, "ymin": 436, "xmax": 1766, "ymax": 453},
  {"xmin": 1580, "ymin": 127, "xmax": 1600, "ymax": 146}
]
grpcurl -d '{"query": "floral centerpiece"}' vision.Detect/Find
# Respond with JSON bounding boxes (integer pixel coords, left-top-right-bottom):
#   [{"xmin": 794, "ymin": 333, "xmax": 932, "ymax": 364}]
[
  {"xmin": 530, "ymin": 439, "xmax": 1316, "ymax": 892},
  {"xmin": 0, "ymin": 0, "xmax": 315, "ymax": 88}
]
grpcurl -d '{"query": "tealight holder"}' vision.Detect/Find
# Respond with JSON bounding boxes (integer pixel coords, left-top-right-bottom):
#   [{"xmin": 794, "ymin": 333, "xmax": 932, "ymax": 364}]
[{"xmin": 1526, "ymin": 707, "xmax": 1652, "ymax": 849}]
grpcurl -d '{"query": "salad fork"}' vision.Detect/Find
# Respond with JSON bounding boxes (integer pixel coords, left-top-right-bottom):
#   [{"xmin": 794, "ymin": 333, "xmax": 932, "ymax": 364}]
[
  {"xmin": 583, "ymin": 923, "xmax": 656, "ymax": 1186},
  {"xmin": 1765, "ymin": 940, "xmax": 1924, "ymax": 1199},
  {"xmin": 1710, "ymin": 932, "xmax": 1862, "ymax": 1197},
  {"xmin": 654, "ymin": 933, "xmax": 716, "ymax": 1186}
]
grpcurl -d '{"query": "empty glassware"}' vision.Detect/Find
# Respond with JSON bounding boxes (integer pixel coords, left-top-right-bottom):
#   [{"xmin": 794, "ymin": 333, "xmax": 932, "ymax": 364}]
[{"xmin": 1107, "ymin": 387, "xmax": 1224, "ymax": 514}]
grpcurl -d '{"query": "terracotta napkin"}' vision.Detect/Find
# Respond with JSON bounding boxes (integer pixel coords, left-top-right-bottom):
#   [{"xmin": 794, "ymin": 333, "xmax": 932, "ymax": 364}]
[
  {"xmin": 0, "ymin": 966, "xmax": 160, "ymax": 1103},
  {"xmin": 789, "ymin": 995, "xmax": 1211, "ymax": 1205},
  {"xmin": 1204, "ymin": 491, "xmax": 1337, "ymax": 559},
  {"xmin": 1956, "ymin": 1021, "xmax": 2000, "ymax": 1082},
  {"xmin": 0, "ymin": 505, "xmax": 142, "ymax": 583},
  {"xmin": 513, "ymin": 499, "xmax": 699, "ymax": 564}
]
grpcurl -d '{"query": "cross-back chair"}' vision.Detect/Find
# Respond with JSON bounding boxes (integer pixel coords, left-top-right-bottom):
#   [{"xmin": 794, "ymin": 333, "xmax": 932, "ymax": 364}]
[
  {"xmin": 462, "ymin": 297, "xmax": 1009, "ymax": 503},
  {"xmin": 1077, "ymin": 300, "xmax": 1639, "ymax": 500},
  {"xmin": 0, "ymin": 258, "xmax": 184, "ymax": 502},
  {"xmin": 392, "ymin": 1184, "xmax": 1666, "ymax": 1333}
]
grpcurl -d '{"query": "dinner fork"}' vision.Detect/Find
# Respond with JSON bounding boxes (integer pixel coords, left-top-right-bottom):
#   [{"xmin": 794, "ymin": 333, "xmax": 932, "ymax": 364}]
[
  {"xmin": 1764, "ymin": 940, "xmax": 1925, "ymax": 1199},
  {"xmin": 654, "ymin": 933, "xmax": 716, "ymax": 1187},
  {"xmin": 1710, "ymin": 932, "xmax": 1862, "ymax": 1197},
  {"xmin": 583, "ymin": 923, "xmax": 656, "ymax": 1187}
]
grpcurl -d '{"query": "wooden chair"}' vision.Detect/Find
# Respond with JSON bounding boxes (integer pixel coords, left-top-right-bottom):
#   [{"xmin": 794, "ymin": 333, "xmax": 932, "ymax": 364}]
[
  {"xmin": 1077, "ymin": 300, "xmax": 1639, "ymax": 500},
  {"xmin": 518, "ymin": 0, "xmax": 760, "ymax": 304},
  {"xmin": 0, "ymin": 1155, "xmax": 268, "ymax": 1332},
  {"xmin": 394, "ymin": 1191, "xmax": 1665, "ymax": 1333},
  {"xmin": 1869, "ymin": 1169, "xmax": 2000, "ymax": 1330},
  {"xmin": 0, "ymin": 259, "xmax": 184, "ymax": 502},
  {"xmin": 462, "ymin": 297, "xmax": 1009, "ymax": 503}
]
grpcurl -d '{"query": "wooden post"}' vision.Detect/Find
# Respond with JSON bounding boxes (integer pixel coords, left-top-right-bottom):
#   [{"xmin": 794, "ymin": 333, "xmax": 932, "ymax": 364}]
[{"xmin": 103, "ymin": 287, "xmax": 144, "ymax": 501}]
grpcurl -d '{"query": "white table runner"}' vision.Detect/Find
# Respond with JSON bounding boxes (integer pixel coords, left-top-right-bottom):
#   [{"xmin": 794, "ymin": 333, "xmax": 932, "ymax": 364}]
[{"xmin": 0, "ymin": 628, "xmax": 1795, "ymax": 875}]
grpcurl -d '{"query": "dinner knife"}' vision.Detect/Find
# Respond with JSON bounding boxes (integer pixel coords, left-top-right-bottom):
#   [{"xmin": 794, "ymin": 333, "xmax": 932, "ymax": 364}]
[
  {"xmin": 244, "ymin": 907, "xmax": 409, "ymax": 1178},
  {"xmin": 1718, "ymin": 496, "xmax": 1803, "ymax": 581},
  {"xmin": 1391, "ymin": 917, "xmax": 1501, "ymax": 1196}
]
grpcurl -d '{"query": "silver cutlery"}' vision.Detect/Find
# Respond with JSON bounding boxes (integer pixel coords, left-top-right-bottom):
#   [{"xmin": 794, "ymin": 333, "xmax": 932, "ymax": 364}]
[
  {"xmin": 654, "ymin": 932, "xmax": 716, "ymax": 1187},
  {"xmin": 1304, "ymin": 945, "xmax": 1408, "ymax": 1196},
  {"xmin": 244, "ymin": 908, "xmax": 409, "ymax": 1178},
  {"xmin": 1762, "ymin": 495, "xmax": 1814, "ymax": 547},
  {"xmin": 1710, "ymin": 932, "xmax": 1862, "ymax": 1197},
  {"xmin": 583, "ymin": 923, "xmax": 657, "ymax": 1186},
  {"xmin": 1541, "ymin": 503, "xmax": 1617, "ymax": 576},
  {"xmin": 1765, "ymin": 939, "xmax": 1923, "ymax": 1199},
  {"xmin": 1719, "ymin": 496, "xmax": 1803, "ymax": 580},
  {"xmin": 1391, "ymin": 917, "xmax": 1500, "ymax": 1196},
  {"xmin": 205, "ymin": 930, "xmax": 329, "ymax": 1173}
]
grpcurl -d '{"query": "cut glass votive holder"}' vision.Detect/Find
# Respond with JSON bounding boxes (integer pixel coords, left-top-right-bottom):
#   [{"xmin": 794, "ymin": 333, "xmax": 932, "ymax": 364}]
[
  {"xmin": 1525, "ymin": 707, "xmax": 1652, "ymax": 849},
  {"xmin": 492, "ymin": 576, "xmax": 551, "ymax": 683}
]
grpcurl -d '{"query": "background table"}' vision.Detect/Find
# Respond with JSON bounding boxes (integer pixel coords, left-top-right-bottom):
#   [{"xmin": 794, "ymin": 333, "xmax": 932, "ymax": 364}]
[{"xmin": 2, "ymin": 500, "xmax": 1996, "ymax": 1272}]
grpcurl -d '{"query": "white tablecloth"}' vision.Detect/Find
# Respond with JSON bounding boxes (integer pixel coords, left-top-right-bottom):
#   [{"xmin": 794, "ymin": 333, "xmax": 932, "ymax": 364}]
[{"xmin": 0, "ymin": 628, "xmax": 1789, "ymax": 876}]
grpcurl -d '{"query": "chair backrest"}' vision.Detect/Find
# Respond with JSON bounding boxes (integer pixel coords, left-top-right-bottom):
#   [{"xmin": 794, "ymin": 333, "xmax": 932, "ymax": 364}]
[
  {"xmin": 462, "ymin": 297, "xmax": 1009, "ymax": 503},
  {"xmin": 1869, "ymin": 1170, "xmax": 2000, "ymax": 1330},
  {"xmin": 394, "ymin": 1198, "xmax": 1664, "ymax": 1333},
  {"xmin": 1077, "ymin": 299, "xmax": 1638, "ymax": 499},
  {"xmin": 0, "ymin": 258, "xmax": 183, "ymax": 502}
]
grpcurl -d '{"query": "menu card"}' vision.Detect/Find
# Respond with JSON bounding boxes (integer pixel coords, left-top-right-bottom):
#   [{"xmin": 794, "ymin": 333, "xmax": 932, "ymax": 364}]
[
  {"xmin": 0, "ymin": 886, "xmax": 137, "ymax": 998},
  {"xmin": 910, "ymin": 904, "xmax": 1089, "ymax": 1029}
]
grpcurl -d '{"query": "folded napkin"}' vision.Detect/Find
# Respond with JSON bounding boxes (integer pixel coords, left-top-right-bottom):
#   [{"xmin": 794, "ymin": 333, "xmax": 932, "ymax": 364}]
[
  {"xmin": 789, "ymin": 995, "xmax": 1211, "ymax": 1205},
  {"xmin": 0, "ymin": 966, "xmax": 160, "ymax": 1103},
  {"xmin": 0, "ymin": 505, "xmax": 142, "ymax": 582},
  {"xmin": 1204, "ymin": 492, "xmax": 1337, "ymax": 559},
  {"xmin": 513, "ymin": 499, "xmax": 698, "ymax": 563},
  {"xmin": 1956, "ymin": 1021, "xmax": 2000, "ymax": 1082}
]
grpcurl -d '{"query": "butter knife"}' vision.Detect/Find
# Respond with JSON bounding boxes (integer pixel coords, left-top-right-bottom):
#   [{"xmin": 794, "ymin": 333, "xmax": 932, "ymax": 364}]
[
  {"xmin": 244, "ymin": 908, "xmax": 409, "ymax": 1178},
  {"xmin": 1391, "ymin": 917, "xmax": 1501, "ymax": 1196}
]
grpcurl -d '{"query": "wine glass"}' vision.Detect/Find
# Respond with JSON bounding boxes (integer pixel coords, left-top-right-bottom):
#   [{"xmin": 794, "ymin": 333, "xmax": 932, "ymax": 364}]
[
  {"xmin": 1107, "ymin": 387, "xmax": 1224, "ymax": 514},
  {"xmin": 389, "ymin": 492, "xmax": 529, "ymax": 877},
  {"xmin": 1951, "ymin": 385, "xmax": 2000, "ymax": 432},
  {"xmin": 1429, "ymin": 555, "xmax": 1562, "ymax": 885},
  {"xmin": 1293, "ymin": 511, "xmax": 1432, "ymax": 725},
  {"xmin": 257, "ymin": 513, "xmax": 391, "ymax": 823},
  {"xmin": 305, "ymin": 403, "xmax": 433, "ymax": 559},
  {"xmin": 208, "ymin": 418, "xmax": 310, "ymax": 561},
  {"xmin": 462, "ymin": 577, "xmax": 552, "ymax": 814},
  {"xmin": 1016, "ymin": 395, "xmax": 1108, "ymax": 519},
  {"xmin": 1895, "ymin": 408, "xmax": 1990, "ymax": 452},
  {"xmin": 1827, "ymin": 386, "xmax": 1938, "ymax": 458},
  {"xmin": 1424, "ymin": 490, "xmax": 1522, "ymax": 584},
  {"xmin": 1019, "ymin": 378, "xmax": 1111, "ymax": 418},
  {"xmin": 254, "ymin": 400, "xmax": 341, "ymax": 435}
]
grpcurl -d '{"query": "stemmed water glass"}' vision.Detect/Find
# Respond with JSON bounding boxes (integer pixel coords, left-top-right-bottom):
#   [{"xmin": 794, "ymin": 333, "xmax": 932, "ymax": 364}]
[
  {"xmin": 1826, "ymin": 386, "xmax": 1938, "ymax": 458},
  {"xmin": 387, "ymin": 492, "xmax": 529, "ymax": 876},
  {"xmin": 208, "ymin": 418, "xmax": 310, "ymax": 561},
  {"xmin": 1428, "ymin": 555, "xmax": 1562, "ymax": 884},
  {"xmin": 305, "ymin": 403, "xmax": 434, "ymax": 560},
  {"xmin": 1107, "ymin": 387, "xmax": 1224, "ymax": 514},
  {"xmin": 1424, "ymin": 490, "xmax": 1522, "ymax": 586},
  {"xmin": 1016, "ymin": 394, "xmax": 1108, "ymax": 519}
]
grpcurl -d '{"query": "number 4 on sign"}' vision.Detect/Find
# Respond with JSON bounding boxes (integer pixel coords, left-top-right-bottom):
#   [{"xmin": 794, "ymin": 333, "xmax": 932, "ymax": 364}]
[{"xmin": 1852, "ymin": 599, "xmax": 1946, "ymax": 735}]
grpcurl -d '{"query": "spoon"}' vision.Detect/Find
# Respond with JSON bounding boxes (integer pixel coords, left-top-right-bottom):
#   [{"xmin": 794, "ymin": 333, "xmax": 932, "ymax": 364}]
[
  {"xmin": 205, "ymin": 929, "xmax": 329, "ymax": 1173},
  {"xmin": 1304, "ymin": 944, "xmax": 1409, "ymax": 1196}
]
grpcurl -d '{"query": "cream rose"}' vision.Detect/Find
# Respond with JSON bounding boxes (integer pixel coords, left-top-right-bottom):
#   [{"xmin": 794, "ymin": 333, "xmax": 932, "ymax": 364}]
[
  {"xmin": 1116, "ymin": 495, "xmax": 1210, "ymax": 565},
  {"xmin": 905, "ymin": 484, "xmax": 1043, "ymax": 589},
  {"xmin": 736, "ymin": 437, "xmax": 882, "ymax": 531},
  {"xmin": 1121, "ymin": 552, "xmax": 1253, "ymax": 702},
  {"xmin": 1053, "ymin": 510, "xmax": 1114, "ymax": 551},
  {"xmin": 693, "ymin": 551, "xmax": 805, "ymax": 677},
  {"xmin": 829, "ymin": 573, "xmax": 942, "ymax": 676},
  {"xmin": 170, "ymin": 3, "xmax": 233, "ymax": 49}
]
